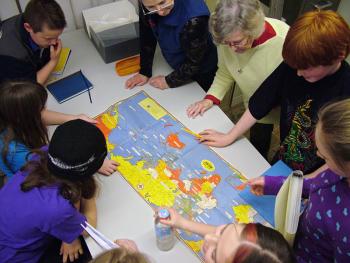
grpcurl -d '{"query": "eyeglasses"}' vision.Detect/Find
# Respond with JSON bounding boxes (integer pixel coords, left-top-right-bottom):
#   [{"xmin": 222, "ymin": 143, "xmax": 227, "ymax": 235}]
[
  {"xmin": 141, "ymin": 0, "xmax": 174, "ymax": 15},
  {"xmin": 223, "ymin": 36, "xmax": 251, "ymax": 48}
]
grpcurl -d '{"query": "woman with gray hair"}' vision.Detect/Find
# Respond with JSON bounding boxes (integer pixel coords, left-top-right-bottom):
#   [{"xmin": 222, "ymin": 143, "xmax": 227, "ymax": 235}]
[{"xmin": 187, "ymin": 0, "xmax": 289, "ymax": 159}]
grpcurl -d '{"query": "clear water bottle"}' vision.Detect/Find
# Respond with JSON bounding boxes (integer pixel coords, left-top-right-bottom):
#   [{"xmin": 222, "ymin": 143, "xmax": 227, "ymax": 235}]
[{"xmin": 154, "ymin": 209, "xmax": 175, "ymax": 251}]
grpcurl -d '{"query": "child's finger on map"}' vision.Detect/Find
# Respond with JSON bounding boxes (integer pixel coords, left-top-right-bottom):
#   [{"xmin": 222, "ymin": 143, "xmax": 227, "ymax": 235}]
[
  {"xmin": 198, "ymin": 129, "xmax": 212, "ymax": 136},
  {"xmin": 234, "ymin": 182, "xmax": 247, "ymax": 191},
  {"xmin": 111, "ymin": 160, "xmax": 120, "ymax": 167}
]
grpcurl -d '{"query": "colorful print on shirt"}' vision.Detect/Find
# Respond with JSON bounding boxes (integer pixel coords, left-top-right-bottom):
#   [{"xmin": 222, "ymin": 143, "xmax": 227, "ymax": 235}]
[{"xmin": 279, "ymin": 99, "xmax": 315, "ymax": 171}]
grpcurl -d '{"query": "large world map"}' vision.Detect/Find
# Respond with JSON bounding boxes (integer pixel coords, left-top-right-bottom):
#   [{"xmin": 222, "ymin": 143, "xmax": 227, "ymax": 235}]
[{"xmin": 95, "ymin": 91, "xmax": 270, "ymax": 259}]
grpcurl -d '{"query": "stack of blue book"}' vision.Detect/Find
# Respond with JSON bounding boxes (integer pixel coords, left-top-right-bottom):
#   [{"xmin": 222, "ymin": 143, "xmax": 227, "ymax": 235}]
[{"xmin": 47, "ymin": 70, "xmax": 93, "ymax": 104}]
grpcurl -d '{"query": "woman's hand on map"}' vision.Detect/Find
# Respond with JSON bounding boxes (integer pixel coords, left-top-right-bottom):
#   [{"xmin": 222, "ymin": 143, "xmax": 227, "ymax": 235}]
[
  {"xmin": 125, "ymin": 73, "xmax": 149, "ymax": 89},
  {"xmin": 247, "ymin": 176, "xmax": 265, "ymax": 196},
  {"xmin": 186, "ymin": 99, "xmax": 214, "ymax": 118},
  {"xmin": 114, "ymin": 239, "xmax": 139, "ymax": 252},
  {"xmin": 98, "ymin": 159, "xmax": 119, "ymax": 176},
  {"xmin": 198, "ymin": 129, "xmax": 234, "ymax": 147},
  {"xmin": 75, "ymin": 114, "xmax": 98, "ymax": 124},
  {"xmin": 149, "ymin": 75, "xmax": 169, "ymax": 90}
]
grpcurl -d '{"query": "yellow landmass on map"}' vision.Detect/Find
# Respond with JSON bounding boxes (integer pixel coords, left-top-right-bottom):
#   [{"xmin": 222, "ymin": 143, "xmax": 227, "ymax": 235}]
[
  {"xmin": 155, "ymin": 159, "xmax": 172, "ymax": 180},
  {"xmin": 232, "ymin": 204, "xmax": 256, "ymax": 224},
  {"xmin": 182, "ymin": 127, "xmax": 201, "ymax": 138},
  {"xmin": 101, "ymin": 110, "xmax": 118, "ymax": 130},
  {"xmin": 200, "ymin": 181, "xmax": 214, "ymax": 195},
  {"xmin": 106, "ymin": 138, "xmax": 115, "ymax": 152},
  {"xmin": 184, "ymin": 239, "xmax": 204, "ymax": 253},
  {"xmin": 139, "ymin": 97, "xmax": 167, "ymax": 120},
  {"xmin": 111, "ymin": 154, "xmax": 180, "ymax": 207}
]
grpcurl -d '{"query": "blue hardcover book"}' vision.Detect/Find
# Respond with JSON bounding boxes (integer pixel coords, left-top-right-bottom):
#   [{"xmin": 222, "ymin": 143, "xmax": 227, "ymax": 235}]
[
  {"xmin": 47, "ymin": 70, "xmax": 93, "ymax": 104},
  {"xmin": 239, "ymin": 160, "xmax": 292, "ymax": 226}
]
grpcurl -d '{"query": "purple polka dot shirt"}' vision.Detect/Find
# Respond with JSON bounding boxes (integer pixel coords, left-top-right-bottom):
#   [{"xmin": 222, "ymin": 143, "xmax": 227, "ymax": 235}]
[{"xmin": 265, "ymin": 169, "xmax": 350, "ymax": 263}]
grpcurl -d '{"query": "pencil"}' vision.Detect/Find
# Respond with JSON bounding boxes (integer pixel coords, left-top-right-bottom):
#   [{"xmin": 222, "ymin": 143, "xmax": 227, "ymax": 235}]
[
  {"xmin": 80, "ymin": 70, "xmax": 93, "ymax": 103},
  {"xmin": 87, "ymin": 86, "xmax": 92, "ymax": 104}
]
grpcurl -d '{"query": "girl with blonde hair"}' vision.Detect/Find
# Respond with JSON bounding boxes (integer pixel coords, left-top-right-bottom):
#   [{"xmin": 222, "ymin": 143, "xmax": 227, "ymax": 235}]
[
  {"xmin": 90, "ymin": 247, "xmax": 150, "ymax": 263},
  {"xmin": 249, "ymin": 98, "xmax": 350, "ymax": 262}
]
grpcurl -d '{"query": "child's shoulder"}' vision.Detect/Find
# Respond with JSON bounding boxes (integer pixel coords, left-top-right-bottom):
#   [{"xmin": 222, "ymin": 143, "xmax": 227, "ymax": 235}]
[
  {"xmin": 34, "ymin": 186, "xmax": 79, "ymax": 221},
  {"xmin": 310, "ymin": 170, "xmax": 350, "ymax": 206}
]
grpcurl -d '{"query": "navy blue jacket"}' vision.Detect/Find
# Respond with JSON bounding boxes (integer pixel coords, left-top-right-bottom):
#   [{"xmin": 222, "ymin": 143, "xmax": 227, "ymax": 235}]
[{"xmin": 139, "ymin": 0, "xmax": 217, "ymax": 88}]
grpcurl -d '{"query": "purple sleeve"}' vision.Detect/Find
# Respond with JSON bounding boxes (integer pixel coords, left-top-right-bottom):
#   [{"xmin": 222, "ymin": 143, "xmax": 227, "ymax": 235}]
[
  {"xmin": 263, "ymin": 176, "xmax": 286, "ymax": 195},
  {"xmin": 264, "ymin": 175, "xmax": 314, "ymax": 197},
  {"xmin": 46, "ymin": 205, "xmax": 87, "ymax": 243}
]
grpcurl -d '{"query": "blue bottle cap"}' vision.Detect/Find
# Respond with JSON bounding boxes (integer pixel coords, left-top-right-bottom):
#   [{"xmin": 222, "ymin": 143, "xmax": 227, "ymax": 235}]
[{"xmin": 158, "ymin": 209, "xmax": 170, "ymax": 219}]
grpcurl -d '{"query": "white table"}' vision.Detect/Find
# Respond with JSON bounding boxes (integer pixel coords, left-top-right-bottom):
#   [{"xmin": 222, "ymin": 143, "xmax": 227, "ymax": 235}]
[{"xmin": 48, "ymin": 29, "xmax": 270, "ymax": 262}]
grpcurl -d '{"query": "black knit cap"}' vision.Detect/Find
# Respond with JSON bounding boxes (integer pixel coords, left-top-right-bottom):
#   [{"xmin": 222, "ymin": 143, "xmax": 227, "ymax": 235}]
[{"xmin": 47, "ymin": 119, "xmax": 107, "ymax": 181}]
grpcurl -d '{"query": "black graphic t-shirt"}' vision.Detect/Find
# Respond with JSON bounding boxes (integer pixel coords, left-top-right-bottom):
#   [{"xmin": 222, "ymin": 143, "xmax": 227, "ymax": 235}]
[{"xmin": 249, "ymin": 61, "xmax": 350, "ymax": 174}]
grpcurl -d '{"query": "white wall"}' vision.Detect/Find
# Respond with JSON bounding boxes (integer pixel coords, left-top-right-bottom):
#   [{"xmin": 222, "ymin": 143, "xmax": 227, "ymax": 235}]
[
  {"xmin": 338, "ymin": 0, "xmax": 350, "ymax": 24},
  {"xmin": 0, "ymin": 0, "xmax": 138, "ymax": 32},
  {"xmin": 338, "ymin": 0, "xmax": 350, "ymax": 64},
  {"xmin": 0, "ymin": 0, "xmax": 19, "ymax": 21}
]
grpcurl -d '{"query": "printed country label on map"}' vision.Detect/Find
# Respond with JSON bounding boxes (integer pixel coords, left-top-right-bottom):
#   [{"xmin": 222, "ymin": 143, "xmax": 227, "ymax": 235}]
[
  {"xmin": 139, "ymin": 97, "xmax": 167, "ymax": 120},
  {"xmin": 201, "ymin": 160, "xmax": 215, "ymax": 172}
]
